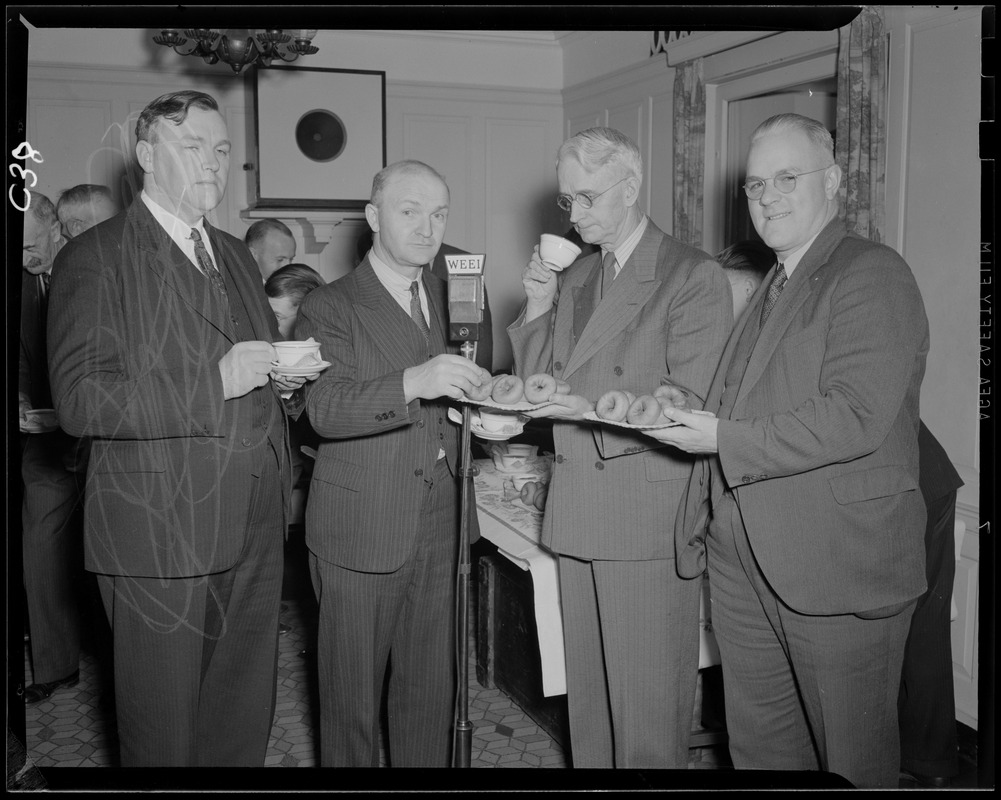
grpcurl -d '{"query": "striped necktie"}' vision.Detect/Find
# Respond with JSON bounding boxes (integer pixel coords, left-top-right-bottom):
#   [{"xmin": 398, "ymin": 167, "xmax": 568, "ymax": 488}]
[
  {"xmin": 600, "ymin": 250, "xmax": 617, "ymax": 298},
  {"xmin": 760, "ymin": 263, "xmax": 787, "ymax": 325},
  {"xmin": 410, "ymin": 280, "xmax": 430, "ymax": 341},
  {"xmin": 188, "ymin": 228, "xmax": 228, "ymax": 297}
]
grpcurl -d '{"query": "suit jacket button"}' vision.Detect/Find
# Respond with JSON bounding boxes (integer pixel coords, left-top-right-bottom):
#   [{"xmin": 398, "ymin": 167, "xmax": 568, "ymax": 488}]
[
  {"xmin": 555, "ymin": 454, "xmax": 564, "ymax": 464},
  {"xmin": 554, "ymin": 361, "xmax": 563, "ymax": 371},
  {"xmin": 415, "ymin": 468, "xmax": 424, "ymax": 477},
  {"xmin": 241, "ymin": 438, "xmax": 252, "ymax": 447},
  {"xmin": 741, "ymin": 475, "xmax": 752, "ymax": 483},
  {"xmin": 595, "ymin": 461, "xmax": 604, "ymax": 470},
  {"xmin": 417, "ymin": 420, "xmax": 425, "ymax": 428},
  {"xmin": 614, "ymin": 366, "xmax": 623, "ymax": 376}
]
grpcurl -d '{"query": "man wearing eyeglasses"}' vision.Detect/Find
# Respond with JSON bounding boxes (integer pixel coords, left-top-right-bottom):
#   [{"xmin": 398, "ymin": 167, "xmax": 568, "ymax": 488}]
[
  {"xmin": 641, "ymin": 114, "xmax": 929, "ymax": 788},
  {"xmin": 509, "ymin": 127, "xmax": 733, "ymax": 768}
]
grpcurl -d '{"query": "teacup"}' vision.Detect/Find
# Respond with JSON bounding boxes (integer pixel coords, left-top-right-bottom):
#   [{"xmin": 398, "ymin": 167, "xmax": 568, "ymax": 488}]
[
  {"xmin": 497, "ymin": 453, "xmax": 528, "ymax": 472},
  {"xmin": 539, "ymin": 234, "xmax": 582, "ymax": 271},
  {"xmin": 273, "ymin": 340, "xmax": 321, "ymax": 367},
  {"xmin": 478, "ymin": 409, "xmax": 520, "ymax": 433}
]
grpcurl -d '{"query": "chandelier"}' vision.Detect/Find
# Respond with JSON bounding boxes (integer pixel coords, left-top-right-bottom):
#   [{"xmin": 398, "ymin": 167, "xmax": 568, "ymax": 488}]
[{"xmin": 153, "ymin": 29, "xmax": 319, "ymax": 74}]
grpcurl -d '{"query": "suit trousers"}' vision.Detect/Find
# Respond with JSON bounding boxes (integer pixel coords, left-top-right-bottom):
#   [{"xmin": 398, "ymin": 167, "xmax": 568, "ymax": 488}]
[
  {"xmin": 21, "ymin": 433, "xmax": 86, "ymax": 683},
  {"xmin": 706, "ymin": 493, "xmax": 913, "ymax": 788},
  {"xmin": 898, "ymin": 489, "xmax": 960, "ymax": 778},
  {"xmin": 557, "ymin": 554, "xmax": 701, "ymax": 768},
  {"xmin": 309, "ymin": 457, "xmax": 458, "ymax": 767},
  {"xmin": 96, "ymin": 453, "xmax": 284, "ymax": 767}
]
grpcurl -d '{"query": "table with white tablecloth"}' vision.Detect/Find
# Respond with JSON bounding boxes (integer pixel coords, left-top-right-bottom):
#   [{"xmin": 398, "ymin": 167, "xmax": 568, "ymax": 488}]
[{"xmin": 472, "ymin": 458, "xmax": 721, "ymax": 701}]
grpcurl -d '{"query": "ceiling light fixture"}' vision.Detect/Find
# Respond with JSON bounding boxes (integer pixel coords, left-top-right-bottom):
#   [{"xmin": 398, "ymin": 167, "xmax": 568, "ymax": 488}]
[{"xmin": 153, "ymin": 28, "xmax": 319, "ymax": 74}]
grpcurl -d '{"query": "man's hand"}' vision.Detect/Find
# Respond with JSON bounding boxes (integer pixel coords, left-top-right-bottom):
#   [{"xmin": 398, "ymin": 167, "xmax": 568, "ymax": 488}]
[
  {"xmin": 270, "ymin": 373, "xmax": 310, "ymax": 393},
  {"xmin": 403, "ymin": 355, "xmax": 493, "ymax": 403},
  {"xmin": 521, "ymin": 246, "xmax": 558, "ymax": 323},
  {"xmin": 640, "ymin": 406, "xmax": 719, "ymax": 453},
  {"xmin": 522, "ymin": 392, "xmax": 595, "ymax": 421},
  {"xmin": 220, "ymin": 341, "xmax": 277, "ymax": 400}
]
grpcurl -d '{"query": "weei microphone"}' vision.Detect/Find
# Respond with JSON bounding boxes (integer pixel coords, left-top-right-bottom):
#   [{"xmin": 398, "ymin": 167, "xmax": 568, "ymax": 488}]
[{"xmin": 445, "ymin": 253, "xmax": 486, "ymax": 343}]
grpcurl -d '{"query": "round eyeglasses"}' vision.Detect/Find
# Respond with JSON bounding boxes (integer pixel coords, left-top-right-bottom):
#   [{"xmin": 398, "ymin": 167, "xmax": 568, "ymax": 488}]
[
  {"xmin": 742, "ymin": 166, "xmax": 831, "ymax": 200},
  {"xmin": 557, "ymin": 176, "xmax": 628, "ymax": 212}
]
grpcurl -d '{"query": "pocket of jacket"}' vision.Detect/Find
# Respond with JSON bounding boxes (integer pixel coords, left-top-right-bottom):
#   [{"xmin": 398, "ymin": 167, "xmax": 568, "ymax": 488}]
[
  {"xmin": 313, "ymin": 454, "xmax": 364, "ymax": 492},
  {"xmin": 829, "ymin": 464, "xmax": 917, "ymax": 504},
  {"xmin": 644, "ymin": 454, "xmax": 693, "ymax": 483},
  {"xmin": 90, "ymin": 440, "xmax": 166, "ymax": 474}
]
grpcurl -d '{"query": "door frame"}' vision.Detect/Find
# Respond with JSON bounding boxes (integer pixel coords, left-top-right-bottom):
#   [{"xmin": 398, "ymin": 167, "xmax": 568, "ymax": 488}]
[{"xmin": 702, "ymin": 48, "xmax": 838, "ymax": 257}]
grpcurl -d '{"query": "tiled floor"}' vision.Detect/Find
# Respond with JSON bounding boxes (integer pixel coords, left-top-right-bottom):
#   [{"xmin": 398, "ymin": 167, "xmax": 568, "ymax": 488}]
[{"xmin": 11, "ymin": 537, "xmax": 984, "ymax": 791}]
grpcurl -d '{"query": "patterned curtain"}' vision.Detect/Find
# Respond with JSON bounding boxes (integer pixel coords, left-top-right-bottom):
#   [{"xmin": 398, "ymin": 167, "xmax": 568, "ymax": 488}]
[
  {"xmin": 672, "ymin": 57, "xmax": 706, "ymax": 248},
  {"xmin": 835, "ymin": 5, "xmax": 888, "ymax": 243}
]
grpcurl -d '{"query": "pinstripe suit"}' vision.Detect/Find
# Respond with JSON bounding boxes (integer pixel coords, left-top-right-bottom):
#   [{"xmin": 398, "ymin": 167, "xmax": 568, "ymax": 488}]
[
  {"xmin": 509, "ymin": 220, "xmax": 733, "ymax": 767},
  {"xmin": 296, "ymin": 258, "xmax": 461, "ymax": 767},
  {"xmin": 675, "ymin": 220, "xmax": 929, "ymax": 787},
  {"xmin": 19, "ymin": 269, "xmax": 88, "ymax": 685},
  {"xmin": 47, "ymin": 200, "xmax": 291, "ymax": 766}
]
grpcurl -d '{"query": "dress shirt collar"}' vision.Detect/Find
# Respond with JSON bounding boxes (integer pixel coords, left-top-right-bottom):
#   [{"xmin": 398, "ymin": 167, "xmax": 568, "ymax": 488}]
[
  {"xmin": 778, "ymin": 228, "xmax": 823, "ymax": 279},
  {"xmin": 602, "ymin": 215, "xmax": 648, "ymax": 276},
  {"xmin": 368, "ymin": 248, "xmax": 429, "ymax": 318},
  {"xmin": 141, "ymin": 191, "xmax": 215, "ymax": 264}
]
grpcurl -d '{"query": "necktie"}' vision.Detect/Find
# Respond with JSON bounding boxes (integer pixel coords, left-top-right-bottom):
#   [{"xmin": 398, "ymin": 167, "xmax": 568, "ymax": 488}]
[
  {"xmin": 600, "ymin": 250, "xmax": 617, "ymax": 298},
  {"xmin": 410, "ymin": 281, "xmax": 430, "ymax": 341},
  {"xmin": 759, "ymin": 263, "xmax": 787, "ymax": 325},
  {"xmin": 39, "ymin": 272, "xmax": 50, "ymax": 299},
  {"xmin": 188, "ymin": 228, "xmax": 227, "ymax": 297}
]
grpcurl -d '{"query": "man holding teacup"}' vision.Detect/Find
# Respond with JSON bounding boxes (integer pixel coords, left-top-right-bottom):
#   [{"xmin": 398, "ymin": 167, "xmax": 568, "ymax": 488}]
[
  {"xmin": 295, "ymin": 159, "xmax": 492, "ymax": 767},
  {"xmin": 509, "ymin": 127, "xmax": 733, "ymax": 768}
]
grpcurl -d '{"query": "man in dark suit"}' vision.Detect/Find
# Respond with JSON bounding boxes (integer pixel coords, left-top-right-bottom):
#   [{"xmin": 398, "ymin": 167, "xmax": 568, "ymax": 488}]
[
  {"xmin": 19, "ymin": 192, "xmax": 88, "ymax": 704},
  {"xmin": 646, "ymin": 114, "xmax": 929, "ymax": 788},
  {"xmin": 511, "ymin": 127, "xmax": 733, "ymax": 768},
  {"xmin": 296, "ymin": 160, "xmax": 492, "ymax": 767},
  {"xmin": 47, "ymin": 90, "xmax": 297, "ymax": 766},
  {"xmin": 898, "ymin": 422, "xmax": 964, "ymax": 787}
]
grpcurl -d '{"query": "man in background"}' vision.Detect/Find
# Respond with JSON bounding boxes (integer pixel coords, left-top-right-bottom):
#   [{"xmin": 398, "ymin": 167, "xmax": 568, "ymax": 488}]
[
  {"xmin": 47, "ymin": 90, "xmax": 294, "ymax": 766},
  {"xmin": 716, "ymin": 239, "xmax": 773, "ymax": 322},
  {"xmin": 56, "ymin": 184, "xmax": 120, "ymax": 240},
  {"xmin": 297, "ymin": 160, "xmax": 491, "ymax": 767},
  {"xmin": 19, "ymin": 192, "xmax": 88, "ymax": 705},
  {"xmin": 246, "ymin": 218, "xmax": 297, "ymax": 280}
]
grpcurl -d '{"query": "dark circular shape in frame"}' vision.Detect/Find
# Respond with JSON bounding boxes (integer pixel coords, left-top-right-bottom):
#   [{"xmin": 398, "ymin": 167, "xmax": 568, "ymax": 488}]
[{"xmin": 295, "ymin": 110, "xmax": 347, "ymax": 163}]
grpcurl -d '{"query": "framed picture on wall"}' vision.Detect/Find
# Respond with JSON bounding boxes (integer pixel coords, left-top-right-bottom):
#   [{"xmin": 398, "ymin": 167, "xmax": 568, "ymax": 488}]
[{"xmin": 253, "ymin": 65, "xmax": 386, "ymax": 209}]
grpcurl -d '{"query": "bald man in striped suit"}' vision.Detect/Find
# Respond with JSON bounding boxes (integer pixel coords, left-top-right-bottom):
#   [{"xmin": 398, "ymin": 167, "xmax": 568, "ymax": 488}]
[{"xmin": 296, "ymin": 160, "xmax": 492, "ymax": 767}]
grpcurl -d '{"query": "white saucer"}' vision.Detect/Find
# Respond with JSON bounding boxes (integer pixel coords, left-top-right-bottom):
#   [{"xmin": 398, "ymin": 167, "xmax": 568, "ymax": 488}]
[
  {"xmin": 447, "ymin": 407, "xmax": 526, "ymax": 441},
  {"xmin": 271, "ymin": 360, "xmax": 331, "ymax": 378}
]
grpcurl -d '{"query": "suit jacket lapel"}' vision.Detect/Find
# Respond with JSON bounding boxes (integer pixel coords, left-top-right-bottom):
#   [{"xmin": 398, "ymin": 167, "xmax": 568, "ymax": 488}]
[
  {"xmin": 353, "ymin": 259, "xmax": 426, "ymax": 372},
  {"xmin": 423, "ymin": 268, "xmax": 450, "ymax": 351},
  {"xmin": 131, "ymin": 203, "xmax": 234, "ymax": 341},
  {"xmin": 733, "ymin": 220, "xmax": 846, "ymax": 408},
  {"xmin": 562, "ymin": 223, "xmax": 664, "ymax": 378},
  {"xmin": 206, "ymin": 220, "xmax": 275, "ymax": 343}
]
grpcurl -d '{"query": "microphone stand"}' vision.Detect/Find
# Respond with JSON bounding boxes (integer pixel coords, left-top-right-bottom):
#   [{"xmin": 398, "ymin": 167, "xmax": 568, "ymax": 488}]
[{"xmin": 453, "ymin": 339, "xmax": 476, "ymax": 768}]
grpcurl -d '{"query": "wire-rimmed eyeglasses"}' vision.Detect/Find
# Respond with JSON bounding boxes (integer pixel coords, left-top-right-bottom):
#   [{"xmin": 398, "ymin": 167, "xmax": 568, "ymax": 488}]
[
  {"xmin": 557, "ymin": 177, "xmax": 628, "ymax": 212},
  {"xmin": 742, "ymin": 166, "xmax": 831, "ymax": 200}
]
